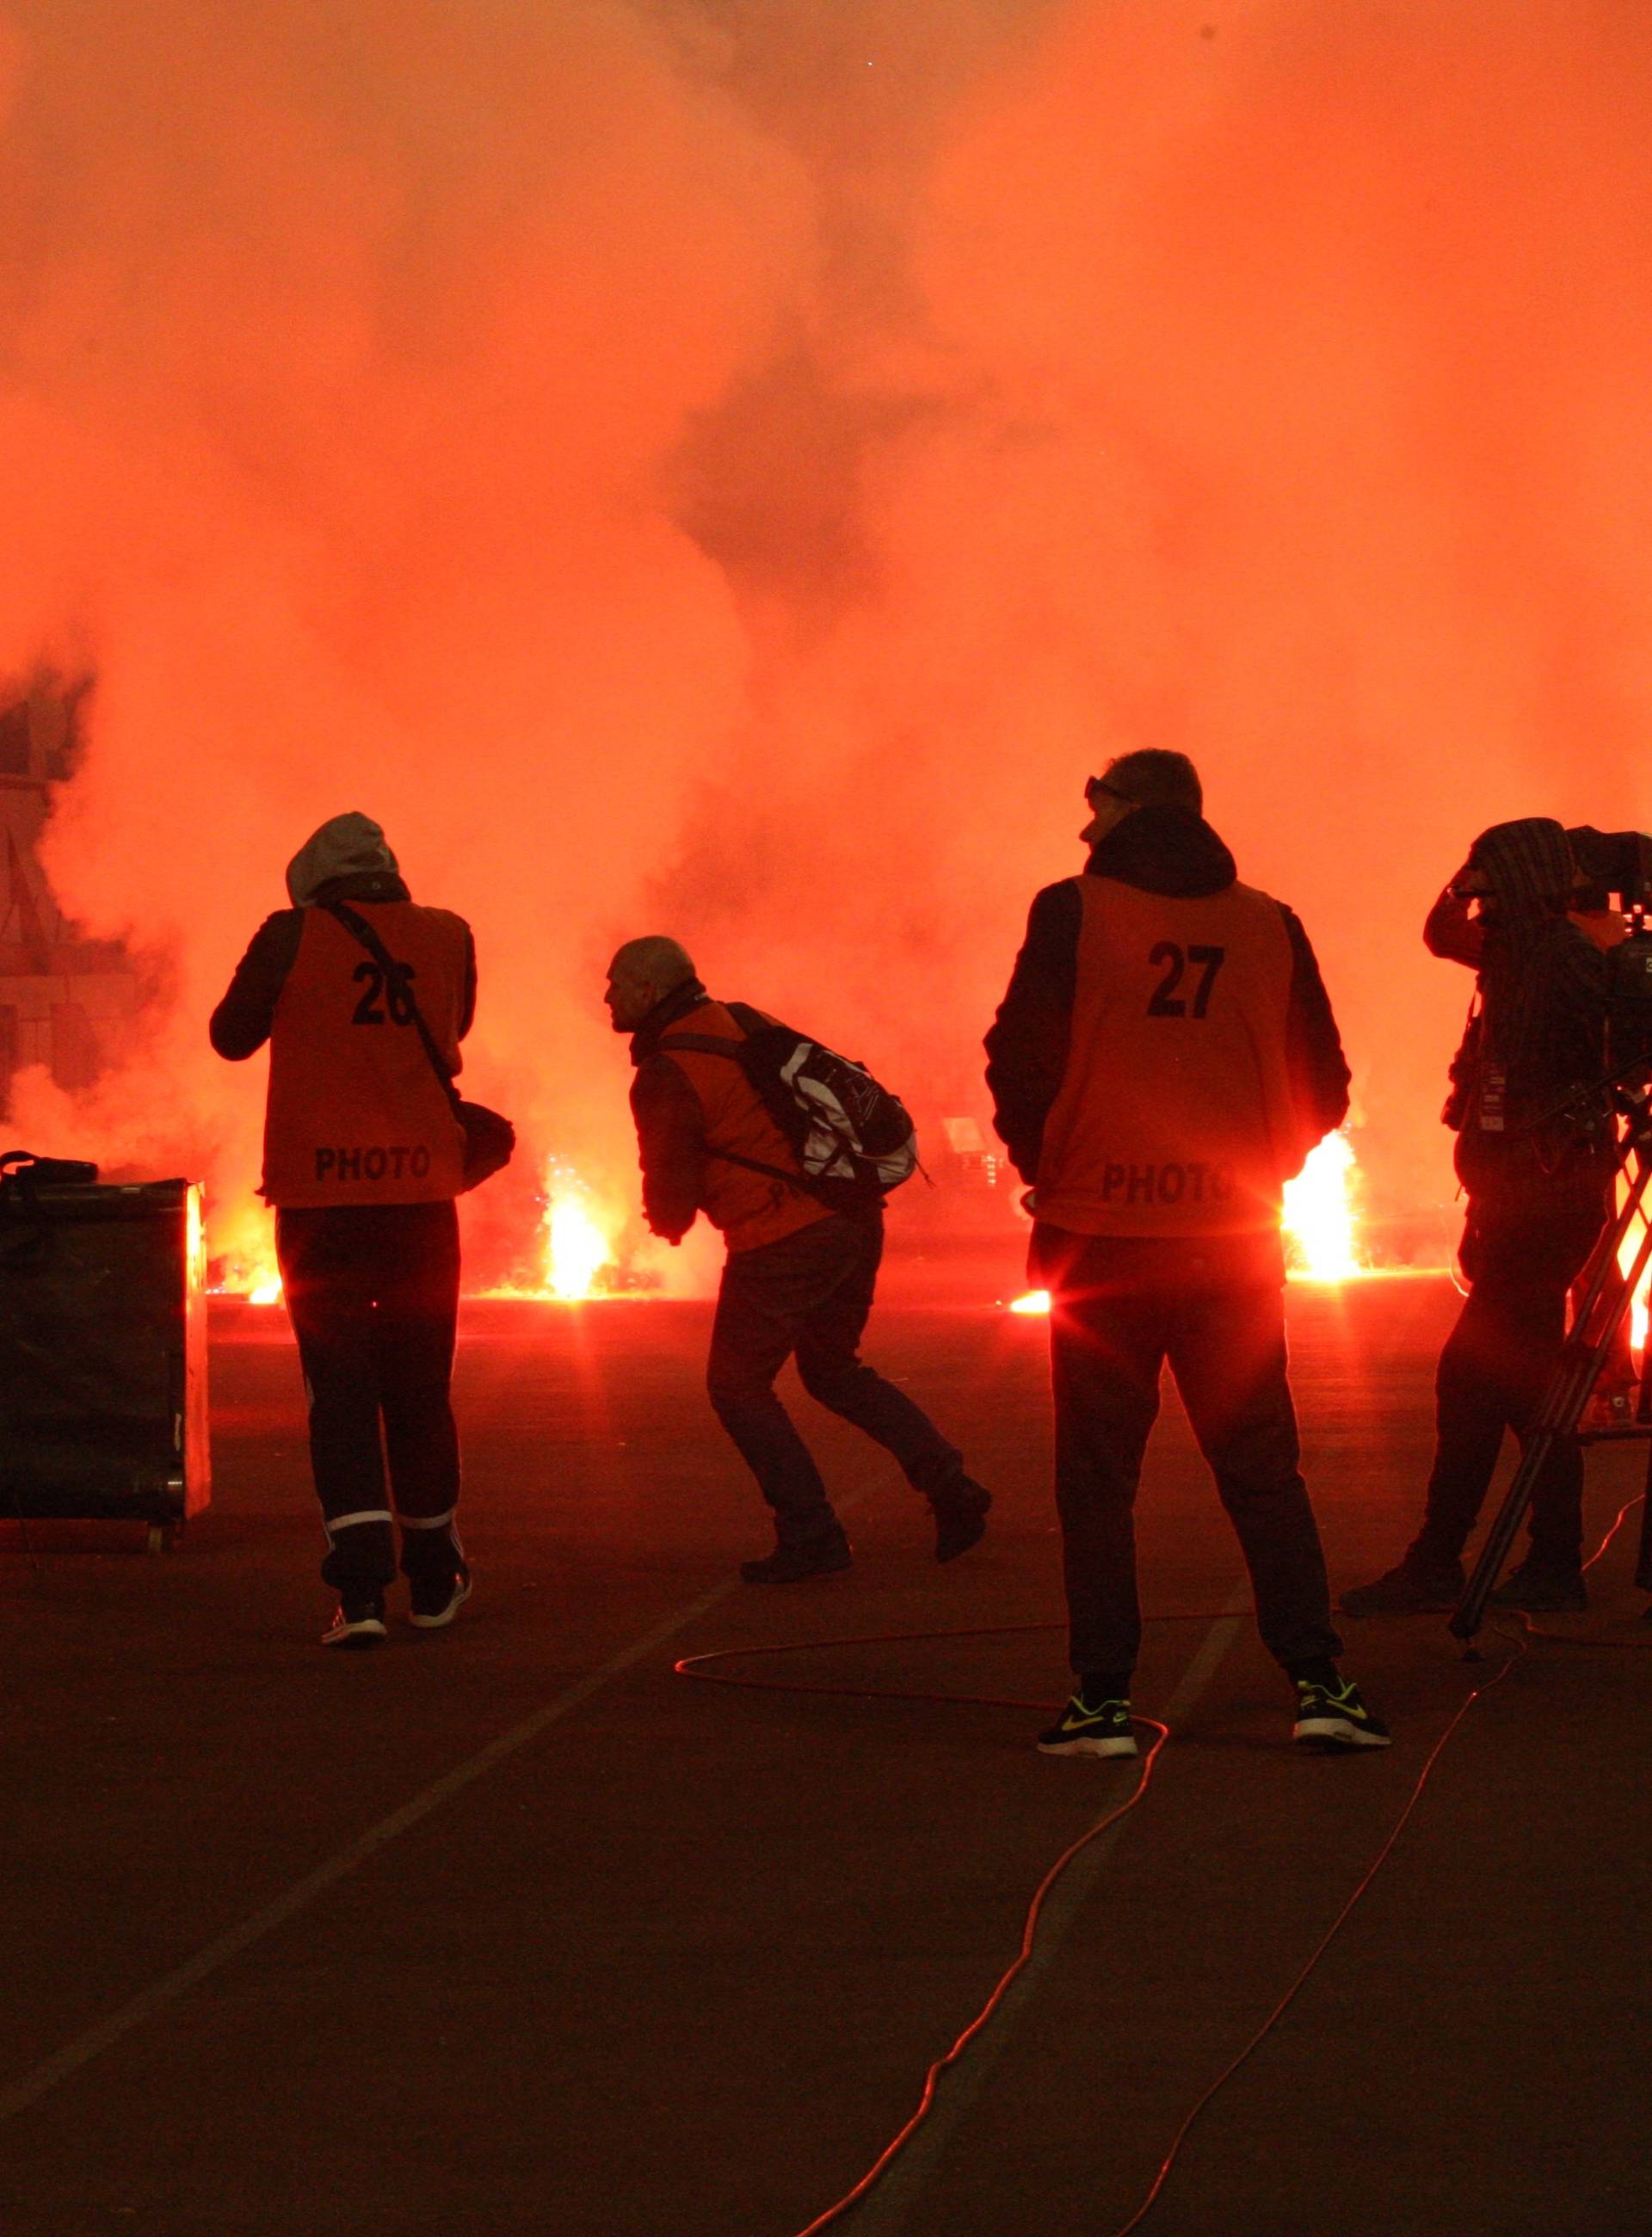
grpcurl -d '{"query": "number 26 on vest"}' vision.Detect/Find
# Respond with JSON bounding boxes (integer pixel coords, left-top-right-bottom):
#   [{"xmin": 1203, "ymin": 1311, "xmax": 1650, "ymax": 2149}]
[
  {"xmin": 351, "ymin": 959, "xmax": 418, "ymax": 1026},
  {"xmin": 1147, "ymin": 942, "xmax": 1225, "ymax": 1018}
]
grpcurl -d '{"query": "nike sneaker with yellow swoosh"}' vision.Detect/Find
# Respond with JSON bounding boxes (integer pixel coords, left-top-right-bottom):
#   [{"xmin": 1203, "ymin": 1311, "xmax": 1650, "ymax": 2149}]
[
  {"xmin": 1037, "ymin": 1693, "xmax": 1138, "ymax": 1758},
  {"xmin": 1292, "ymin": 1676, "xmax": 1392, "ymax": 1750}
]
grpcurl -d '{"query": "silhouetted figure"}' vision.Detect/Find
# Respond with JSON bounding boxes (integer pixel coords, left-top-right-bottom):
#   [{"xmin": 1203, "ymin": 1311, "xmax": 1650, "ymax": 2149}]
[
  {"xmin": 211, "ymin": 812, "xmax": 477, "ymax": 1647},
  {"xmin": 607, "ymin": 937, "xmax": 991, "ymax": 1581},
  {"xmin": 1342, "ymin": 819, "xmax": 1612, "ymax": 1619},
  {"xmin": 987, "ymin": 749, "xmax": 1389, "ymax": 1754}
]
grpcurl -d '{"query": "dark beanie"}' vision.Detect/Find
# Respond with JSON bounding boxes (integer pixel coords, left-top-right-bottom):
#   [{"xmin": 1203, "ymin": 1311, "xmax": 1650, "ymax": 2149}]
[{"xmin": 1469, "ymin": 817, "xmax": 1576, "ymax": 909}]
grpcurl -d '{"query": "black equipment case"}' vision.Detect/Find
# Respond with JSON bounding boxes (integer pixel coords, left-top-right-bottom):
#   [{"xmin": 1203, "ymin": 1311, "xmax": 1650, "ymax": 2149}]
[{"xmin": 0, "ymin": 1175, "xmax": 210, "ymax": 1550}]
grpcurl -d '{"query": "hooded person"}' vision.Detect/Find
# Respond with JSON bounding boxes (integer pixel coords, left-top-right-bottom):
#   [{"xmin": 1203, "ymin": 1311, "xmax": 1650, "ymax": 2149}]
[
  {"xmin": 986, "ymin": 749, "xmax": 1390, "ymax": 1757},
  {"xmin": 211, "ymin": 811, "xmax": 479, "ymax": 1646},
  {"xmin": 1343, "ymin": 817, "xmax": 1613, "ymax": 1619}
]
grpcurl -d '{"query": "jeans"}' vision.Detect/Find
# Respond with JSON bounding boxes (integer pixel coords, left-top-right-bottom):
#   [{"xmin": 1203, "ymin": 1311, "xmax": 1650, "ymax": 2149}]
[
  {"xmin": 706, "ymin": 1212, "xmax": 963, "ymax": 1547},
  {"xmin": 1412, "ymin": 1185, "xmax": 1610, "ymax": 1574},
  {"xmin": 275, "ymin": 1201, "xmax": 464, "ymax": 1596},
  {"xmin": 1036, "ymin": 1226, "xmax": 1341, "ymax": 1679}
]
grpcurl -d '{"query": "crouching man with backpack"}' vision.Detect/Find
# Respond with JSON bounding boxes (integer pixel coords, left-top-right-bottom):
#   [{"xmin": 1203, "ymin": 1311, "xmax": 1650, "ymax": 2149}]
[{"xmin": 607, "ymin": 937, "xmax": 992, "ymax": 1581}]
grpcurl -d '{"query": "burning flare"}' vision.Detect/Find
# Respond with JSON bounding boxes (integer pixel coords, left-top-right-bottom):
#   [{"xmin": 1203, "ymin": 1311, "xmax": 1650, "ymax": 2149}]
[
  {"xmin": 1282, "ymin": 1133, "xmax": 1362, "ymax": 1282},
  {"xmin": 546, "ymin": 1190, "xmax": 613, "ymax": 1301},
  {"xmin": 1617, "ymin": 1192, "xmax": 1651, "ymax": 1359},
  {"xmin": 208, "ymin": 1199, "xmax": 285, "ymax": 1302}
]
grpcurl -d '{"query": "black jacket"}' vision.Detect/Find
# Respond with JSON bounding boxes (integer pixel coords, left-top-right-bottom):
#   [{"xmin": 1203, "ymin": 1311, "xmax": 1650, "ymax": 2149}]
[
  {"xmin": 208, "ymin": 871, "xmax": 477, "ymax": 1061},
  {"xmin": 983, "ymin": 806, "xmax": 1350, "ymax": 1183}
]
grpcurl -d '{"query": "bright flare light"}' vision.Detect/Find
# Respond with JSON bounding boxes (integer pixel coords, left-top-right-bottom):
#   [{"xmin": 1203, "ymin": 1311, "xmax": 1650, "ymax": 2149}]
[
  {"xmin": 1282, "ymin": 1133, "xmax": 1361, "ymax": 1282},
  {"xmin": 1617, "ymin": 1198, "xmax": 1650, "ymax": 1359},
  {"xmin": 547, "ymin": 1192, "xmax": 612, "ymax": 1301},
  {"xmin": 248, "ymin": 1275, "xmax": 284, "ymax": 1305},
  {"xmin": 1010, "ymin": 1290, "xmax": 1051, "ymax": 1316}
]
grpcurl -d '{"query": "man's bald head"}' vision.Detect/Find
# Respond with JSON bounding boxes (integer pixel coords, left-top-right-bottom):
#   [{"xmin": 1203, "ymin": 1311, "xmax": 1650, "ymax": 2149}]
[{"xmin": 604, "ymin": 936, "xmax": 698, "ymax": 1032}]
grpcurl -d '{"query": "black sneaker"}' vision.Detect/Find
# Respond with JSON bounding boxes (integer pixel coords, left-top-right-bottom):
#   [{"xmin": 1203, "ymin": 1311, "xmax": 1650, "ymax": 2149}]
[
  {"xmin": 932, "ymin": 1478, "xmax": 993, "ymax": 1563},
  {"xmin": 1293, "ymin": 1676, "xmax": 1392, "ymax": 1750},
  {"xmin": 1037, "ymin": 1694, "xmax": 1138, "ymax": 1758},
  {"xmin": 740, "ymin": 1537, "xmax": 853, "ymax": 1585},
  {"xmin": 321, "ymin": 1594, "xmax": 388, "ymax": 1649},
  {"xmin": 1487, "ymin": 1563, "xmax": 1587, "ymax": 1613},
  {"xmin": 409, "ymin": 1566, "xmax": 473, "ymax": 1630},
  {"xmin": 1339, "ymin": 1557, "xmax": 1464, "ymax": 1618}
]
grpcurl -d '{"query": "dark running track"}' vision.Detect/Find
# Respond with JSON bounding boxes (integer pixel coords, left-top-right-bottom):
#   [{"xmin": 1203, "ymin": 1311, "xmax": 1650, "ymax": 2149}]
[{"xmin": 2, "ymin": 1257, "xmax": 1647, "ymax": 2237}]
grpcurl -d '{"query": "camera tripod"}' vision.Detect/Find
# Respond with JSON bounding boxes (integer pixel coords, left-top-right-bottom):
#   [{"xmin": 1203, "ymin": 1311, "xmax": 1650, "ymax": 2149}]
[{"xmin": 1451, "ymin": 1069, "xmax": 1652, "ymax": 1645}]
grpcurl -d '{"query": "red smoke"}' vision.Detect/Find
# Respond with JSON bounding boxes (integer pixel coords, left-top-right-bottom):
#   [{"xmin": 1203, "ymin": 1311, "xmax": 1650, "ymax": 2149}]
[{"xmin": 3, "ymin": 3, "xmax": 1649, "ymax": 1277}]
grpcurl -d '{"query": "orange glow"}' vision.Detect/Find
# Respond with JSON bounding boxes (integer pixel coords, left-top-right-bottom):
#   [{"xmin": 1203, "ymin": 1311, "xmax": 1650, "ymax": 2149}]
[
  {"xmin": 210, "ymin": 1200, "xmax": 284, "ymax": 1302},
  {"xmin": 1010, "ymin": 1290, "xmax": 1051, "ymax": 1316},
  {"xmin": 483, "ymin": 1164, "xmax": 623, "ymax": 1301},
  {"xmin": 1282, "ymin": 1134, "xmax": 1363, "ymax": 1283},
  {"xmin": 1617, "ymin": 1196, "xmax": 1650, "ymax": 1359},
  {"xmin": 546, "ymin": 1188, "xmax": 613, "ymax": 1301},
  {"xmin": 6, "ymin": 10, "xmax": 1649, "ymax": 1285},
  {"xmin": 185, "ymin": 1184, "xmax": 206, "ymax": 1295}
]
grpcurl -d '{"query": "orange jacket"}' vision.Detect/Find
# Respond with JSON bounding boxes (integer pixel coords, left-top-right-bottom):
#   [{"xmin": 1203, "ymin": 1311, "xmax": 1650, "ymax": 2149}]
[{"xmin": 631, "ymin": 991, "xmax": 833, "ymax": 1255}]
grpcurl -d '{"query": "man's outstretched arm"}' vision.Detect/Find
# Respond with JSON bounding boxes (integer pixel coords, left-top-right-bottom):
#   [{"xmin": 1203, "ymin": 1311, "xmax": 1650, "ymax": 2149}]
[
  {"xmin": 208, "ymin": 913, "xmax": 303, "ymax": 1059},
  {"xmin": 1423, "ymin": 875, "xmax": 1485, "ymax": 969}
]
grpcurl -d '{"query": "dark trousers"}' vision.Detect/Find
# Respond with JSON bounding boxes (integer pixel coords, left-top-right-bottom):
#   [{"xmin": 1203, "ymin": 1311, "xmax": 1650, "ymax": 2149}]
[
  {"xmin": 275, "ymin": 1201, "xmax": 464, "ymax": 1596},
  {"xmin": 706, "ymin": 1212, "xmax": 963, "ymax": 1546},
  {"xmin": 1412, "ymin": 1186, "xmax": 1609, "ymax": 1575},
  {"xmin": 1038, "ymin": 1227, "xmax": 1341, "ymax": 1679}
]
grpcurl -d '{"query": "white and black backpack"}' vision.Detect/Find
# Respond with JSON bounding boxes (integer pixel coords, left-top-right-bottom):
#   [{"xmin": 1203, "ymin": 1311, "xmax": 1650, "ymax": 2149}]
[{"xmin": 666, "ymin": 1002, "xmax": 921, "ymax": 1211}]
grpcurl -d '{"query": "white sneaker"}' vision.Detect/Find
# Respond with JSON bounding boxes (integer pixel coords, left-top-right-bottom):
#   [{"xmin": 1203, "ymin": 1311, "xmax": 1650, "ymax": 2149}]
[
  {"xmin": 409, "ymin": 1568, "xmax": 473, "ymax": 1630},
  {"xmin": 322, "ymin": 1598, "xmax": 388, "ymax": 1649}
]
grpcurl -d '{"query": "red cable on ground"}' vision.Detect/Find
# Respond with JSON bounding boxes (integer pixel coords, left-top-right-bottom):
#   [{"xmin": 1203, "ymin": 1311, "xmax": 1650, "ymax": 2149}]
[
  {"xmin": 1522, "ymin": 1491, "xmax": 1652, "ymax": 1647},
  {"xmin": 674, "ymin": 1499, "xmax": 1642, "ymax": 2235},
  {"xmin": 1101, "ymin": 1630, "xmax": 1526, "ymax": 2236},
  {"xmin": 789, "ymin": 1716, "xmax": 1171, "ymax": 2237},
  {"xmin": 674, "ymin": 1617, "xmax": 1193, "ymax": 2232}
]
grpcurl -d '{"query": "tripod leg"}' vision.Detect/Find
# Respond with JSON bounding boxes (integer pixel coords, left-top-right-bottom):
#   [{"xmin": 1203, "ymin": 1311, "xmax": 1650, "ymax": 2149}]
[
  {"xmin": 1450, "ymin": 1119, "xmax": 1652, "ymax": 1645},
  {"xmin": 1452, "ymin": 1273, "xmax": 1646, "ymax": 1644},
  {"xmin": 1451, "ymin": 1427, "xmax": 1577, "ymax": 1642}
]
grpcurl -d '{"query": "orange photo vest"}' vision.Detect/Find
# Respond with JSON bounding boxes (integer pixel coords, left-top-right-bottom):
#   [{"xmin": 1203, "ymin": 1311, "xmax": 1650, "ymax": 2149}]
[
  {"xmin": 658, "ymin": 1003, "xmax": 834, "ymax": 1255},
  {"xmin": 262, "ymin": 903, "xmax": 470, "ymax": 1208},
  {"xmin": 1035, "ymin": 876, "xmax": 1310, "ymax": 1237}
]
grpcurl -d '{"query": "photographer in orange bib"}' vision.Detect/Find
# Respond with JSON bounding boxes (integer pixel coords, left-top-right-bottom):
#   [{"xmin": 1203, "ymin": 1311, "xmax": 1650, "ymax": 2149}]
[
  {"xmin": 211, "ymin": 812, "xmax": 477, "ymax": 1648},
  {"xmin": 987, "ymin": 751, "xmax": 1390, "ymax": 1755}
]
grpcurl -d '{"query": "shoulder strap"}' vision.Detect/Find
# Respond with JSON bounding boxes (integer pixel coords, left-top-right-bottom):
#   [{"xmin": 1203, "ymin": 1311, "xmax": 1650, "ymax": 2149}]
[
  {"xmin": 326, "ymin": 901, "xmax": 461, "ymax": 1115},
  {"xmin": 656, "ymin": 1033, "xmax": 749, "ymax": 1061},
  {"xmin": 704, "ymin": 1145, "xmax": 811, "ymax": 1190}
]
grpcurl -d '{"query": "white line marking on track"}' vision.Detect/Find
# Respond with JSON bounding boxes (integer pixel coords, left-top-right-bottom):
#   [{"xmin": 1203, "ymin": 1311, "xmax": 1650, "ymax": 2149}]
[
  {"xmin": 0, "ymin": 1577, "xmax": 737, "ymax": 2123},
  {"xmin": 839, "ymin": 1595, "xmax": 1251, "ymax": 2234}
]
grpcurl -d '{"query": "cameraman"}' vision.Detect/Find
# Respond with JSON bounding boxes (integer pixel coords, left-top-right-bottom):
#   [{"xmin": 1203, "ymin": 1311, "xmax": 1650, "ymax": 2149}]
[{"xmin": 1344, "ymin": 818, "xmax": 1613, "ymax": 1617}]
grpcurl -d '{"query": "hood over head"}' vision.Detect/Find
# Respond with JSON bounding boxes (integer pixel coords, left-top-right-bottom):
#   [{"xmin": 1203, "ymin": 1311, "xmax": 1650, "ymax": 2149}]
[
  {"xmin": 1088, "ymin": 803, "xmax": 1237, "ymax": 898},
  {"xmin": 286, "ymin": 813, "xmax": 400, "ymax": 907},
  {"xmin": 1468, "ymin": 817, "xmax": 1577, "ymax": 910}
]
